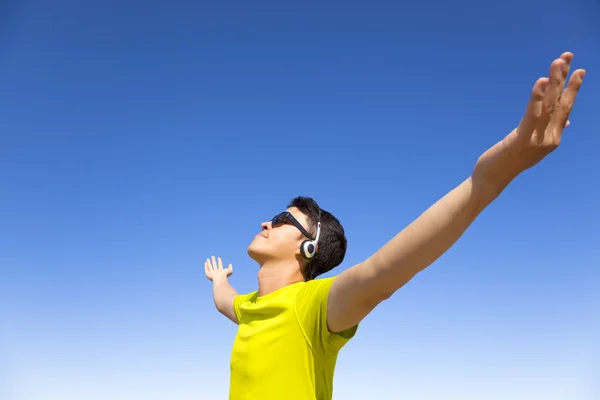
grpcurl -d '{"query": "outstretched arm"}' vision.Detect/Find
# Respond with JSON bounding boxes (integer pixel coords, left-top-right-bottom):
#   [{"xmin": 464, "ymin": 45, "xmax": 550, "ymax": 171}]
[
  {"xmin": 327, "ymin": 52, "xmax": 586, "ymax": 334},
  {"xmin": 205, "ymin": 256, "xmax": 239, "ymax": 324}
]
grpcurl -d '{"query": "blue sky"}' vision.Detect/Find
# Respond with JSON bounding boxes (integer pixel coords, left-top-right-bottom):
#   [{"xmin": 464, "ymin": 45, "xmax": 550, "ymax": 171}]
[{"xmin": 1, "ymin": 1, "xmax": 599, "ymax": 399}]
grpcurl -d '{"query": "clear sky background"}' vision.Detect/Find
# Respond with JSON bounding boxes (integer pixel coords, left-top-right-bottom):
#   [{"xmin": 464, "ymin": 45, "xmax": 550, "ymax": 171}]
[{"xmin": 1, "ymin": 1, "xmax": 599, "ymax": 399}]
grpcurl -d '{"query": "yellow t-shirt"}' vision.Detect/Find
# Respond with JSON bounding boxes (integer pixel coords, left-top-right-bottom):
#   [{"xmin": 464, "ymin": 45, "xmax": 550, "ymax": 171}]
[{"xmin": 229, "ymin": 276, "xmax": 358, "ymax": 400}]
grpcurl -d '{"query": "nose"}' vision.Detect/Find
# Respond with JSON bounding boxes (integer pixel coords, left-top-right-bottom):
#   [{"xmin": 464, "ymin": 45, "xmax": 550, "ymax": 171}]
[{"xmin": 261, "ymin": 221, "xmax": 271, "ymax": 231}]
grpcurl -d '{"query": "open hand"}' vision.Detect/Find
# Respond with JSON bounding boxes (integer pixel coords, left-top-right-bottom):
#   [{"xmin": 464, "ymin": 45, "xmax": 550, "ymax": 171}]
[
  {"xmin": 473, "ymin": 52, "xmax": 586, "ymax": 195},
  {"xmin": 204, "ymin": 256, "xmax": 233, "ymax": 282}
]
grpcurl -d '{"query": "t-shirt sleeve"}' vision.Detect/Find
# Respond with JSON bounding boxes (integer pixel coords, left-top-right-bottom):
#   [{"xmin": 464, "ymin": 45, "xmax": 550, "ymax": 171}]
[
  {"xmin": 233, "ymin": 291, "xmax": 256, "ymax": 323},
  {"xmin": 294, "ymin": 276, "xmax": 358, "ymax": 353}
]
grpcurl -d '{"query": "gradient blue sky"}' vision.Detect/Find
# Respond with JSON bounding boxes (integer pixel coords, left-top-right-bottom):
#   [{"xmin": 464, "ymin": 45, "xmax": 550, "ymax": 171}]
[{"xmin": 1, "ymin": 1, "xmax": 599, "ymax": 399}]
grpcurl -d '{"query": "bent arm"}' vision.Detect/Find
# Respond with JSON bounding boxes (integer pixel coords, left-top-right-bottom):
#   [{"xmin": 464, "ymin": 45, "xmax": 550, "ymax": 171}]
[
  {"xmin": 212, "ymin": 276, "xmax": 239, "ymax": 324},
  {"xmin": 327, "ymin": 176, "xmax": 497, "ymax": 333}
]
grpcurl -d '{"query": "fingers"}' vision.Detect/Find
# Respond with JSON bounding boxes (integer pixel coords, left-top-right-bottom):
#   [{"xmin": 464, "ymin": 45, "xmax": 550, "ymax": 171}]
[
  {"xmin": 553, "ymin": 69, "xmax": 586, "ymax": 131},
  {"xmin": 205, "ymin": 256, "xmax": 229, "ymax": 273},
  {"xmin": 517, "ymin": 77, "xmax": 549, "ymax": 139},
  {"xmin": 204, "ymin": 256, "xmax": 233, "ymax": 280},
  {"xmin": 535, "ymin": 55, "xmax": 570, "ymax": 139}
]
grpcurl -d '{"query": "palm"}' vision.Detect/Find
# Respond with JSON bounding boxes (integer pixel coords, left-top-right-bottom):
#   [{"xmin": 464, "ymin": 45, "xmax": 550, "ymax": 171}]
[
  {"xmin": 204, "ymin": 256, "xmax": 233, "ymax": 281},
  {"xmin": 473, "ymin": 52, "xmax": 585, "ymax": 192}
]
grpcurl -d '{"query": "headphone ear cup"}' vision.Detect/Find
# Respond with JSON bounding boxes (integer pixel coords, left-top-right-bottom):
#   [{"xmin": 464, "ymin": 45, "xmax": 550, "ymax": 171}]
[{"xmin": 301, "ymin": 240, "xmax": 316, "ymax": 259}]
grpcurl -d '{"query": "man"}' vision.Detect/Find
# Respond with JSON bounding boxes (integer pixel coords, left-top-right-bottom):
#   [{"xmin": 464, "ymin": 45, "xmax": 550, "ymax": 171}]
[{"xmin": 204, "ymin": 52, "xmax": 586, "ymax": 400}]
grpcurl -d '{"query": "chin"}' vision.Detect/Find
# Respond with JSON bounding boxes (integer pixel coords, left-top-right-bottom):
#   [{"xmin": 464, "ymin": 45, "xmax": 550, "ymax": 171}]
[{"xmin": 247, "ymin": 241, "xmax": 266, "ymax": 263}]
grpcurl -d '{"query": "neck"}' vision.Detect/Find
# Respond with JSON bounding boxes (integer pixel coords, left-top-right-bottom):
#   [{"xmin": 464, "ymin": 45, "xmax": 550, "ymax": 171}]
[{"xmin": 257, "ymin": 260, "xmax": 305, "ymax": 296}]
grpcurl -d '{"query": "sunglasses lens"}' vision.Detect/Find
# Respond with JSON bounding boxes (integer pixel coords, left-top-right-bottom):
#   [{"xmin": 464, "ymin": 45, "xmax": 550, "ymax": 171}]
[
  {"xmin": 271, "ymin": 214, "xmax": 283, "ymax": 226},
  {"xmin": 272, "ymin": 213, "xmax": 291, "ymax": 227}
]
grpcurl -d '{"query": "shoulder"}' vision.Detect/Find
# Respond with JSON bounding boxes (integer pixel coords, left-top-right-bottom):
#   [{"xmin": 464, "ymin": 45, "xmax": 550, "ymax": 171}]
[
  {"xmin": 234, "ymin": 291, "xmax": 258, "ymax": 308},
  {"xmin": 233, "ymin": 291, "xmax": 258, "ymax": 321},
  {"xmin": 298, "ymin": 276, "xmax": 338, "ymax": 296},
  {"xmin": 294, "ymin": 275, "xmax": 358, "ymax": 350},
  {"xmin": 293, "ymin": 276, "xmax": 339, "ymax": 319}
]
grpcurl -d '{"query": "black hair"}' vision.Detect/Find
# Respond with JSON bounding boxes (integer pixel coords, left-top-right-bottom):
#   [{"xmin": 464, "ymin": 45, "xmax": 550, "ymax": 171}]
[{"xmin": 287, "ymin": 196, "xmax": 347, "ymax": 281}]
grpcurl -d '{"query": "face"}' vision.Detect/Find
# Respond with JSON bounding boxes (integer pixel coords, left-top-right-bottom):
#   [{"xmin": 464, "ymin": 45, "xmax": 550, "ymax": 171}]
[{"xmin": 247, "ymin": 207, "xmax": 312, "ymax": 265}]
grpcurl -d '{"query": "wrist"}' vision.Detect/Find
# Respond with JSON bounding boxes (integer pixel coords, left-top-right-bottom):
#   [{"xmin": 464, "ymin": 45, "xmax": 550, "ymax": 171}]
[
  {"xmin": 470, "ymin": 174, "xmax": 509, "ymax": 207},
  {"xmin": 472, "ymin": 141, "xmax": 523, "ymax": 202},
  {"xmin": 212, "ymin": 274, "xmax": 229, "ymax": 286}
]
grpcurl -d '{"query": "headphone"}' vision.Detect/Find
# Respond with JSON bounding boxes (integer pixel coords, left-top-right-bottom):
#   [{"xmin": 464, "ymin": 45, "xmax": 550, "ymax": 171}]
[{"xmin": 300, "ymin": 210, "xmax": 321, "ymax": 260}]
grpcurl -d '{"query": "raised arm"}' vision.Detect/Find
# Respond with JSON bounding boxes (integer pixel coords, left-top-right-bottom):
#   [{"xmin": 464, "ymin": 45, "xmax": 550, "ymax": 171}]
[
  {"xmin": 327, "ymin": 52, "xmax": 586, "ymax": 334},
  {"xmin": 205, "ymin": 256, "xmax": 239, "ymax": 324}
]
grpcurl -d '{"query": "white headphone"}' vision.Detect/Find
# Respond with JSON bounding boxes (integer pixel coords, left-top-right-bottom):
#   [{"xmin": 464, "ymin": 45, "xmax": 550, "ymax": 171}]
[{"xmin": 300, "ymin": 211, "xmax": 321, "ymax": 260}]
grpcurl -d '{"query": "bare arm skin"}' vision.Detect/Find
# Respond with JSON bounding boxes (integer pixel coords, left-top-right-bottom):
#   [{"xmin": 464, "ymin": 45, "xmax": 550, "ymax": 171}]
[
  {"xmin": 327, "ymin": 52, "xmax": 586, "ymax": 334},
  {"xmin": 205, "ymin": 256, "xmax": 239, "ymax": 324},
  {"xmin": 328, "ymin": 177, "xmax": 487, "ymax": 332}
]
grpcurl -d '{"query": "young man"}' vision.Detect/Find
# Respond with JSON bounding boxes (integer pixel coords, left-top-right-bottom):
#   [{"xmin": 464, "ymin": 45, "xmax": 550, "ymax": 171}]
[{"xmin": 204, "ymin": 52, "xmax": 586, "ymax": 400}]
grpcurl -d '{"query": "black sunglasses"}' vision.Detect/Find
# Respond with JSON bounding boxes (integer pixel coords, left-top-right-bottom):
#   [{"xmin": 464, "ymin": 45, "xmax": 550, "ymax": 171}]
[{"xmin": 271, "ymin": 212, "xmax": 314, "ymax": 240}]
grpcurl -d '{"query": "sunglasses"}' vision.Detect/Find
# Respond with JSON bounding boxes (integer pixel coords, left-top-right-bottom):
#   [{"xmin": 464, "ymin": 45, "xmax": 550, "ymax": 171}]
[{"xmin": 271, "ymin": 212, "xmax": 314, "ymax": 240}]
